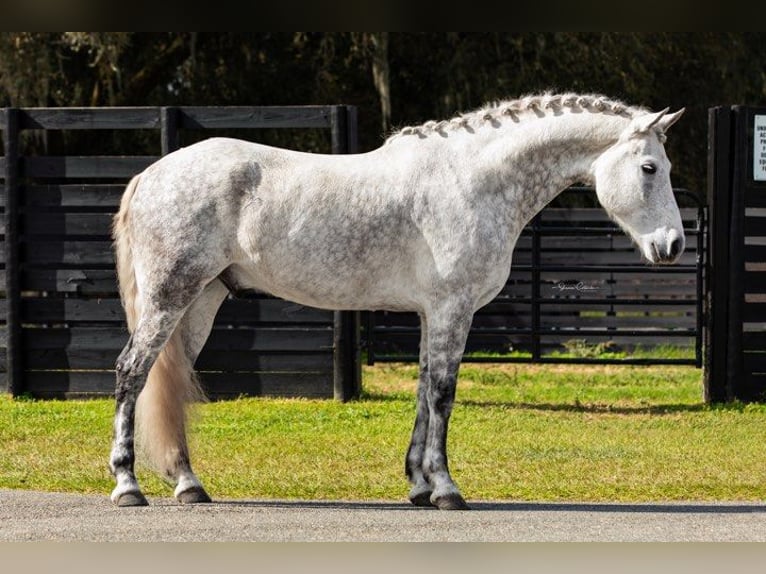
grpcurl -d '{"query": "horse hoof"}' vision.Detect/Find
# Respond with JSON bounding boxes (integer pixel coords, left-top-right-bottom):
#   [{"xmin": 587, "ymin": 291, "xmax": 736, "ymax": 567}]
[
  {"xmin": 432, "ymin": 493, "xmax": 470, "ymax": 511},
  {"xmin": 115, "ymin": 492, "xmax": 149, "ymax": 507},
  {"xmin": 176, "ymin": 486, "xmax": 212, "ymax": 504},
  {"xmin": 409, "ymin": 490, "xmax": 435, "ymax": 507}
]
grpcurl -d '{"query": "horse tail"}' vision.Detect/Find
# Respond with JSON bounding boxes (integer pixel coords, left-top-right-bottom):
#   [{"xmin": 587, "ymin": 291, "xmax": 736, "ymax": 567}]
[
  {"xmin": 113, "ymin": 174, "xmax": 141, "ymax": 331},
  {"xmin": 113, "ymin": 174, "xmax": 205, "ymax": 477}
]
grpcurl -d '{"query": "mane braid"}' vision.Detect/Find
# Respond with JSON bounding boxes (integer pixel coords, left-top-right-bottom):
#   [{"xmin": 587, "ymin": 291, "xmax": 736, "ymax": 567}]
[{"xmin": 385, "ymin": 92, "xmax": 648, "ymax": 144}]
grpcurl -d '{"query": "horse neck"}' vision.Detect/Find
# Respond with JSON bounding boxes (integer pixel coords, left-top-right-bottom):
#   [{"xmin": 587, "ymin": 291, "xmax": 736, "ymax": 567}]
[{"xmin": 471, "ymin": 112, "xmax": 630, "ymax": 227}]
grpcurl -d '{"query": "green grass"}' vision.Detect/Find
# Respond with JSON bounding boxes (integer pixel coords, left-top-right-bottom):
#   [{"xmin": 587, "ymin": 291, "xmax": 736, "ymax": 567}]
[{"xmin": 2, "ymin": 362, "xmax": 766, "ymax": 502}]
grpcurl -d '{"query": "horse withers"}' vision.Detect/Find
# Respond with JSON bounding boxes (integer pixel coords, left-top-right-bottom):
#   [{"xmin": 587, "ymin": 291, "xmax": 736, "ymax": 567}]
[{"xmin": 109, "ymin": 93, "xmax": 684, "ymax": 510}]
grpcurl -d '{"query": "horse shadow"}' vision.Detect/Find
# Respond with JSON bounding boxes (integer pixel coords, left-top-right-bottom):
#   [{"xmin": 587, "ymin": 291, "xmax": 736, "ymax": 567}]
[
  {"xmin": 361, "ymin": 391, "xmax": 715, "ymax": 415},
  {"xmin": 457, "ymin": 400, "xmax": 711, "ymax": 415}
]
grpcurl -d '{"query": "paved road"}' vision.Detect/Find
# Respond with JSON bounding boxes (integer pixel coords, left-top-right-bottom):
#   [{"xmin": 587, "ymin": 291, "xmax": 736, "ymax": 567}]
[{"xmin": 2, "ymin": 489, "xmax": 766, "ymax": 541}]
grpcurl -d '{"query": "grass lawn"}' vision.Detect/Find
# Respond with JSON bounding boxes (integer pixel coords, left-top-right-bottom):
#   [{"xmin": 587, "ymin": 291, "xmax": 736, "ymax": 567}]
[{"xmin": 1, "ymin": 361, "xmax": 765, "ymax": 502}]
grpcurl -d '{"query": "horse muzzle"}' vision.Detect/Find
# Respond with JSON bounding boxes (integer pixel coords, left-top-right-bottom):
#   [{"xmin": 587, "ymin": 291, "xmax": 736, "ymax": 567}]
[{"xmin": 641, "ymin": 227, "xmax": 685, "ymax": 265}]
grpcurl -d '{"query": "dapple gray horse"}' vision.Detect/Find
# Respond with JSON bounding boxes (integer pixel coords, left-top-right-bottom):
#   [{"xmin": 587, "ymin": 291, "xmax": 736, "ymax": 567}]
[{"xmin": 109, "ymin": 93, "xmax": 684, "ymax": 510}]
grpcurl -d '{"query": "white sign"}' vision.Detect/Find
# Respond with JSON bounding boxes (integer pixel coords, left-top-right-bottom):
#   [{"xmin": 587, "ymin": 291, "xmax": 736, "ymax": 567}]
[{"xmin": 756, "ymin": 115, "xmax": 766, "ymax": 181}]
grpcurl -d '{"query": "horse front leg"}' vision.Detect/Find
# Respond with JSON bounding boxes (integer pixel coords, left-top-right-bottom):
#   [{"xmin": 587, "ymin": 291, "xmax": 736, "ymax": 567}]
[
  {"xmin": 406, "ymin": 314, "xmax": 433, "ymax": 506},
  {"xmin": 420, "ymin": 305, "xmax": 473, "ymax": 510}
]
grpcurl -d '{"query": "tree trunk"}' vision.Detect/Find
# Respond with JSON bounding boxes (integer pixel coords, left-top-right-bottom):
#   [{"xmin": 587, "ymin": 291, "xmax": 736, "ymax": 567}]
[{"xmin": 369, "ymin": 32, "xmax": 391, "ymax": 134}]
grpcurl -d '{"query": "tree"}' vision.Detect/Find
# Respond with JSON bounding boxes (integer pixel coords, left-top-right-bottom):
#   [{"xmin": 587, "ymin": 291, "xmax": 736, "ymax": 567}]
[{"xmin": 1, "ymin": 32, "xmax": 765, "ymax": 191}]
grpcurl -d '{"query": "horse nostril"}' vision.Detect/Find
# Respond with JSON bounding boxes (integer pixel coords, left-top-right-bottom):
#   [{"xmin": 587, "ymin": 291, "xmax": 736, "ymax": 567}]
[{"xmin": 668, "ymin": 236, "xmax": 683, "ymax": 260}]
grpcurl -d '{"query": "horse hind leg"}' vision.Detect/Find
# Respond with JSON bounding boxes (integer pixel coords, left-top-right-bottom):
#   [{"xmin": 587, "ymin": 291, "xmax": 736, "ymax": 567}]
[
  {"xmin": 135, "ymin": 278, "xmax": 229, "ymax": 504},
  {"xmin": 110, "ymin": 306, "xmax": 186, "ymax": 507}
]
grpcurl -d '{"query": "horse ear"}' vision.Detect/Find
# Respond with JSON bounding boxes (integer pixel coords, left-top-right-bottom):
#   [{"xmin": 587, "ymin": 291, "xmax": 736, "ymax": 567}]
[
  {"xmin": 657, "ymin": 108, "xmax": 685, "ymax": 132},
  {"xmin": 629, "ymin": 108, "xmax": 670, "ymax": 134}
]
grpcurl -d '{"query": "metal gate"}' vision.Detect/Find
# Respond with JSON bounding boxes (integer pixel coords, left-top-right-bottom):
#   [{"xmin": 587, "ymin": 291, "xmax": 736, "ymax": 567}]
[{"xmin": 366, "ymin": 187, "xmax": 705, "ymax": 367}]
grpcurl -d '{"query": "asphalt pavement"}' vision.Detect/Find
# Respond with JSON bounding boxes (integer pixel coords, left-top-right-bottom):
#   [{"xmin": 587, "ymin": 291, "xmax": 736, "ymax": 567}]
[{"xmin": 3, "ymin": 488, "xmax": 766, "ymax": 542}]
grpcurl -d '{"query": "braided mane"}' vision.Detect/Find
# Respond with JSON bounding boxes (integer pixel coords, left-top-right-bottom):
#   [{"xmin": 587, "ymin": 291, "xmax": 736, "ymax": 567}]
[{"xmin": 385, "ymin": 93, "xmax": 650, "ymax": 144}]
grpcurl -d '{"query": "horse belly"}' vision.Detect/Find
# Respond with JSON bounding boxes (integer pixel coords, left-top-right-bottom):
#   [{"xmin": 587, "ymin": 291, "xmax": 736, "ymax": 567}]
[
  {"xmin": 229, "ymin": 252, "xmax": 420, "ymax": 312},
  {"xmin": 234, "ymin": 210, "xmax": 422, "ymax": 311}
]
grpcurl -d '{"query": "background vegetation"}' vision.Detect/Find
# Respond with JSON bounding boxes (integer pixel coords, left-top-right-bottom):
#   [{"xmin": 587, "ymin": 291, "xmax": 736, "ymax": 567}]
[{"xmin": 2, "ymin": 32, "xmax": 765, "ymax": 192}]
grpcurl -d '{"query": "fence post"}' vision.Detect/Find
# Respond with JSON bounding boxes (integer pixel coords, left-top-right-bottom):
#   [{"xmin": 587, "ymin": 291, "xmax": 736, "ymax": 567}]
[
  {"xmin": 705, "ymin": 106, "xmax": 734, "ymax": 402},
  {"xmin": 2, "ymin": 108, "xmax": 22, "ymax": 396},
  {"xmin": 725, "ymin": 107, "xmax": 747, "ymax": 398},
  {"xmin": 330, "ymin": 105, "xmax": 361, "ymax": 401},
  {"xmin": 161, "ymin": 107, "xmax": 180, "ymax": 155}
]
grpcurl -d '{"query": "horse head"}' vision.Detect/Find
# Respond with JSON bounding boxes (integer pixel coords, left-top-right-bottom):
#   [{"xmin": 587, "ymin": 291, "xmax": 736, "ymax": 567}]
[{"xmin": 592, "ymin": 107, "xmax": 686, "ymax": 264}]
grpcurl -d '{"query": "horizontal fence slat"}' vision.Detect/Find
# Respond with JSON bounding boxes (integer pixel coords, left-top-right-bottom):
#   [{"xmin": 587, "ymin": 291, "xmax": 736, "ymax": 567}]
[
  {"xmin": 199, "ymin": 372, "xmax": 334, "ymax": 400},
  {"xmin": 19, "ymin": 108, "xmax": 160, "ymax": 130},
  {"xmin": 21, "ymin": 371, "xmax": 334, "ymax": 400},
  {"xmin": 23, "ymin": 371, "xmax": 116, "ymax": 398},
  {"xmin": 379, "ymin": 301, "xmax": 698, "ymax": 315},
  {"xmin": 195, "ymin": 351, "xmax": 333, "ymax": 372},
  {"xmin": 15, "ymin": 297, "xmax": 333, "ymax": 326},
  {"xmin": 18, "ymin": 326, "xmax": 333, "ymax": 353},
  {"xmin": 20, "ymin": 298, "xmax": 124, "ymax": 323},
  {"xmin": 22, "ymin": 348, "xmax": 116, "ymax": 370},
  {"xmin": 178, "ymin": 106, "xmax": 334, "ymax": 129},
  {"xmin": 23, "ymin": 156, "xmax": 157, "ymax": 179},
  {"xmin": 20, "ymin": 347, "xmax": 334, "ymax": 372},
  {"xmin": 21, "ymin": 269, "xmax": 118, "ymax": 294},
  {"xmin": 538, "ymin": 207, "xmax": 700, "ymax": 223},
  {"xmin": 372, "ymin": 325, "xmax": 695, "ymax": 337},
  {"xmin": 23, "ymin": 184, "xmax": 125, "ymax": 208},
  {"xmin": 23, "ymin": 212, "xmax": 113, "ymax": 237},
  {"xmin": 539, "ymin": 315, "xmax": 696, "ymax": 329},
  {"xmin": 205, "ymin": 327, "xmax": 333, "ymax": 352},
  {"xmin": 23, "ymin": 240, "xmax": 115, "ymax": 266},
  {"xmin": 216, "ymin": 299, "xmax": 333, "ymax": 325}
]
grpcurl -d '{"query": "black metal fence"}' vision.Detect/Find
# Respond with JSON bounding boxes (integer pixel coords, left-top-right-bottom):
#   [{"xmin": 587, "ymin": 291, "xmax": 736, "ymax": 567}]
[{"xmin": 365, "ymin": 187, "xmax": 705, "ymax": 367}]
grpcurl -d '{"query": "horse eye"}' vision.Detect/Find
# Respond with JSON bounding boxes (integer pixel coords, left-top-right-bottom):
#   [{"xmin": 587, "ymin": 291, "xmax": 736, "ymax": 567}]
[{"xmin": 641, "ymin": 163, "xmax": 657, "ymax": 174}]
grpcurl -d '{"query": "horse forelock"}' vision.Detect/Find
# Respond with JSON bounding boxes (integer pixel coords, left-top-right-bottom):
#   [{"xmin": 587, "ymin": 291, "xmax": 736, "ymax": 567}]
[{"xmin": 385, "ymin": 92, "xmax": 650, "ymax": 144}]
